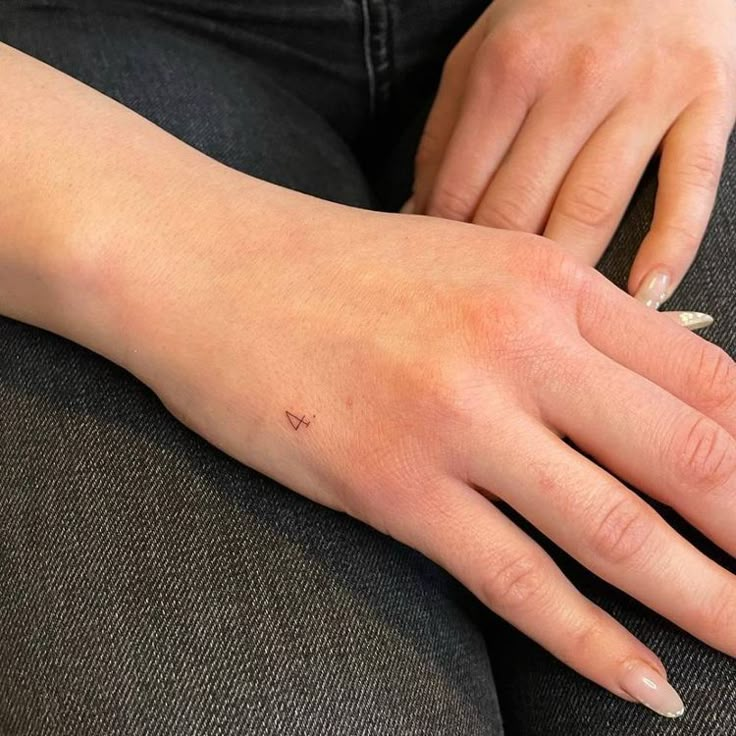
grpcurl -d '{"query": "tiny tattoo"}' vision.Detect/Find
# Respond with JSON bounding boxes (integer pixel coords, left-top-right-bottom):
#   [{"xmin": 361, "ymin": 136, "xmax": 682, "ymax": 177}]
[{"xmin": 286, "ymin": 410, "xmax": 312, "ymax": 431}]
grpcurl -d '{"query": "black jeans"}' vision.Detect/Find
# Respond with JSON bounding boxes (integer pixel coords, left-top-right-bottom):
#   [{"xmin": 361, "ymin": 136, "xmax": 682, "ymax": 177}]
[{"xmin": 1, "ymin": 2, "xmax": 735, "ymax": 735}]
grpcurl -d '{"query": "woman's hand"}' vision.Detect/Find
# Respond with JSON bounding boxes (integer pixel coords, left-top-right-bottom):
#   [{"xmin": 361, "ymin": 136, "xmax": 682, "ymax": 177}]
[
  {"xmin": 81, "ymin": 181, "xmax": 736, "ymax": 719},
  {"xmin": 410, "ymin": 0, "xmax": 736, "ymax": 306}
]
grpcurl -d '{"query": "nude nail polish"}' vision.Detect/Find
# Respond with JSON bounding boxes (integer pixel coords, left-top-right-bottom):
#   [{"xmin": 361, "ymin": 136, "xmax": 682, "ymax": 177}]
[
  {"xmin": 620, "ymin": 661, "xmax": 685, "ymax": 718},
  {"xmin": 635, "ymin": 269, "xmax": 672, "ymax": 309}
]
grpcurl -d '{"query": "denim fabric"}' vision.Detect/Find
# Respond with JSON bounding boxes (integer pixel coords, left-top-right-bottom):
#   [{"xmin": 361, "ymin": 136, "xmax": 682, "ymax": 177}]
[{"xmin": 0, "ymin": 1, "xmax": 734, "ymax": 735}]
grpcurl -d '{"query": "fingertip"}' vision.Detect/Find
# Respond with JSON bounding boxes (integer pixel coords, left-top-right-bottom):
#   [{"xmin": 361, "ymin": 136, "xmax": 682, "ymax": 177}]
[
  {"xmin": 631, "ymin": 264, "xmax": 675, "ymax": 309},
  {"xmin": 412, "ymin": 180, "xmax": 434, "ymax": 216},
  {"xmin": 400, "ymin": 196, "xmax": 415, "ymax": 215},
  {"xmin": 627, "ymin": 234, "xmax": 667, "ymax": 297},
  {"xmin": 618, "ymin": 658, "xmax": 685, "ymax": 719}
]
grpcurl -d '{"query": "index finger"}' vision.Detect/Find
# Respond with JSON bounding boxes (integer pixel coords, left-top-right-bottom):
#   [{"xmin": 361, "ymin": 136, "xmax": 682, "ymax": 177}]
[{"xmin": 412, "ymin": 21, "xmax": 486, "ymax": 215}]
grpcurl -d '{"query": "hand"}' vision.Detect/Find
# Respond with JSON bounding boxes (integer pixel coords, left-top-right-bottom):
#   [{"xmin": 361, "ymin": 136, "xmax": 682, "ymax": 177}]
[
  {"xmin": 411, "ymin": 0, "xmax": 736, "ymax": 306},
  {"xmin": 85, "ymin": 184, "xmax": 736, "ymax": 719}
]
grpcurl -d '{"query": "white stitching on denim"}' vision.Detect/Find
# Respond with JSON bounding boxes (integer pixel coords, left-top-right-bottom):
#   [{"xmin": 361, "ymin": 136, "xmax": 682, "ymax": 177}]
[{"xmin": 360, "ymin": 0, "xmax": 377, "ymax": 118}]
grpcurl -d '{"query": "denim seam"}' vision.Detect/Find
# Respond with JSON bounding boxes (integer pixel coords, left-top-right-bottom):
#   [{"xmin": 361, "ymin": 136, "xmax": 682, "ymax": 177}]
[
  {"xmin": 360, "ymin": 0, "xmax": 392, "ymax": 121},
  {"xmin": 360, "ymin": 0, "xmax": 377, "ymax": 118}
]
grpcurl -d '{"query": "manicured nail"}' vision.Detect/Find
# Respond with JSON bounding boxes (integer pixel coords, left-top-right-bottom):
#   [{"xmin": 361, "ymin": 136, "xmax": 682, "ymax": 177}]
[
  {"xmin": 400, "ymin": 197, "xmax": 415, "ymax": 214},
  {"xmin": 664, "ymin": 310, "xmax": 715, "ymax": 331},
  {"xmin": 635, "ymin": 269, "xmax": 672, "ymax": 309},
  {"xmin": 620, "ymin": 661, "xmax": 684, "ymax": 718}
]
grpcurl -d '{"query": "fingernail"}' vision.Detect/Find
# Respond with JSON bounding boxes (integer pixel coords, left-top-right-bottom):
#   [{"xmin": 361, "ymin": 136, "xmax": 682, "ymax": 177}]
[
  {"xmin": 667, "ymin": 310, "xmax": 715, "ymax": 331},
  {"xmin": 635, "ymin": 269, "xmax": 672, "ymax": 309},
  {"xmin": 620, "ymin": 660, "xmax": 685, "ymax": 718},
  {"xmin": 400, "ymin": 197, "xmax": 415, "ymax": 214}
]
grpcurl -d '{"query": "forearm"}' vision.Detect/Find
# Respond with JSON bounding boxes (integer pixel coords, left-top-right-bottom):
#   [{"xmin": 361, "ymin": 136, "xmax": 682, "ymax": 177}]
[{"xmin": 0, "ymin": 42, "xmax": 288, "ymax": 370}]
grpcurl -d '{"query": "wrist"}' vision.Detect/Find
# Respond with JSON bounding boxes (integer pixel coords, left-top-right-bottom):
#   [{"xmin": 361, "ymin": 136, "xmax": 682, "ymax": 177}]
[
  {"xmin": 0, "ymin": 198, "xmax": 78, "ymax": 336},
  {"xmin": 63, "ymin": 162, "xmax": 335, "ymax": 389}
]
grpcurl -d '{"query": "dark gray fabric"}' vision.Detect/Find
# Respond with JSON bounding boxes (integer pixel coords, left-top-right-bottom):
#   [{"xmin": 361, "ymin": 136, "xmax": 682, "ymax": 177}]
[{"xmin": 0, "ymin": 1, "xmax": 735, "ymax": 735}]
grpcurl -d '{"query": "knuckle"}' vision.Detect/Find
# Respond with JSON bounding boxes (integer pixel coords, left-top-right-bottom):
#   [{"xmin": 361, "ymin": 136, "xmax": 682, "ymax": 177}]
[
  {"xmin": 567, "ymin": 43, "xmax": 605, "ymax": 89},
  {"xmin": 555, "ymin": 180, "xmax": 614, "ymax": 230},
  {"xmin": 560, "ymin": 605, "xmax": 611, "ymax": 660},
  {"xmin": 669, "ymin": 415, "xmax": 736, "ymax": 495},
  {"xmin": 455, "ymin": 289, "xmax": 542, "ymax": 366},
  {"xmin": 677, "ymin": 143, "xmax": 724, "ymax": 193},
  {"xmin": 481, "ymin": 29, "xmax": 542, "ymax": 89},
  {"xmin": 400, "ymin": 353, "xmax": 464, "ymax": 421},
  {"xmin": 573, "ymin": 267, "xmax": 613, "ymax": 334},
  {"xmin": 526, "ymin": 241, "xmax": 589, "ymax": 301},
  {"xmin": 474, "ymin": 192, "xmax": 531, "ymax": 230},
  {"xmin": 689, "ymin": 48, "xmax": 732, "ymax": 93},
  {"xmin": 653, "ymin": 221, "xmax": 702, "ymax": 252},
  {"xmin": 454, "ymin": 241, "xmax": 585, "ymax": 367},
  {"xmin": 422, "ymin": 360, "xmax": 480, "ymax": 429},
  {"xmin": 482, "ymin": 553, "xmax": 548, "ymax": 612},
  {"xmin": 691, "ymin": 345, "xmax": 736, "ymax": 413},
  {"xmin": 588, "ymin": 496, "xmax": 657, "ymax": 565},
  {"xmin": 427, "ymin": 184, "xmax": 476, "ymax": 221},
  {"xmin": 484, "ymin": 28, "xmax": 527, "ymax": 68}
]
